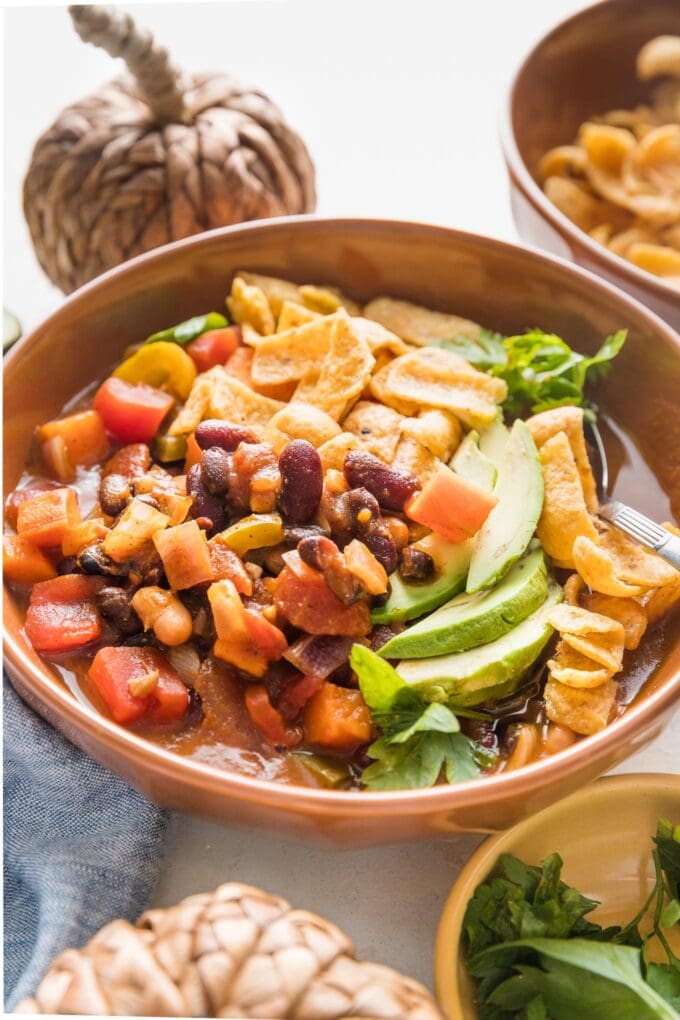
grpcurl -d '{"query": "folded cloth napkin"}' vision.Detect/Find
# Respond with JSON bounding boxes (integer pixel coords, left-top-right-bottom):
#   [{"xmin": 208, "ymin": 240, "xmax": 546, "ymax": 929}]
[{"xmin": 3, "ymin": 679, "xmax": 168, "ymax": 1010}]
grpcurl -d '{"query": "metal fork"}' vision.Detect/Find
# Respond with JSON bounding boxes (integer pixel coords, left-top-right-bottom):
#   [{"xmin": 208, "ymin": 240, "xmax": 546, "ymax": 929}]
[{"xmin": 585, "ymin": 420, "xmax": 680, "ymax": 571}]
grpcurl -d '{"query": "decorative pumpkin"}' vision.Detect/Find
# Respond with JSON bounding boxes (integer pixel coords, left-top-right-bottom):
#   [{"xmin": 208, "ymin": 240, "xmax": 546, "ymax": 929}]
[
  {"xmin": 23, "ymin": 5, "xmax": 316, "ymax": 294},
  {"xmin": 16, "ymin": 882, "xmax": 443, "ymax": 1018}
]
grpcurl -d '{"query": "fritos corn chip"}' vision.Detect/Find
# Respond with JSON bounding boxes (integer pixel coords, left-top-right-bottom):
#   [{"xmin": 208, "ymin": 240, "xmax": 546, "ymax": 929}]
[
  {"xmin": 581, "ymin": 593, "xmax": 648, "ymax": 651},
  {"xmin": 526, "ymin": 406, "xmax": 597, "ymax": 512},
  {"xmin": 547, "ymin": 643, "xmax": 614, "ymax": 688},
  {"xmin": 227, "ymin": 276, "xmax": 275, "ymax": 335},
  {"xmin": 363, "ymin": 296, "xmax": 482, "ymax": 345},
  {"xmin": 317, "ymin": 432, "xmax": 360, "ymax": 472},
  {"xmin": 293, "ymin": 313, "xmax": 375, "ymax": 420},
  {"xmin": 277, "ymin": 301, "xmax": 320, "ymax": 331},
  {"xmin": 169, "ymin": 367, "xmax": 283, "ymax": 435},
  {"xmin": 375, "ymin": 347, "xmax": 506, "ymax": 429},
  {"xmin": 251, "ymin": 316, "xmax": 338, "ymax": 386},
  {"xmin": 350, "ymin": 318, "xmax": 410, "ymax": 358},
  {"xmin": 544, "ymin": 676, "xmax": 617, "ymax": 734},
  {"xmin": 537, "ymin": 432, "xmax": 598, "ymax": 566},
  {"xmin": 400, "ymin": 409, "xmax": 462, "ymax": 461},
  {"xmin": 392, "ymin": 436, "xmax": 440, "ymax": 484},
  {"xmin": 268, "ymin": 402, "xmax": 342, "ymax": 449},
  {"xmin": 342, "ymin": 401, "xmax": 404, "ymax": 463},
  {"xmin": 299, "ymin": 284, "xmax": 361, "ymax": 316},
  {"xmin": 548, "ymin": 604, "xmax": 625, "ymax": 676},
  {"xmin": 572, "ymin": 535, "xmax": 644, "ymax": 597},
  {"xmin": 595, "ymin": 521, "xmax": 680, "ymax": 588}
]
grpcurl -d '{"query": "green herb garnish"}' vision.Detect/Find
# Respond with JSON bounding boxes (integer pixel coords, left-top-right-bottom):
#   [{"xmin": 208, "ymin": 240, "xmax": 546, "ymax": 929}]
[
  {"xmin": 463, "ymin": 820, "xmax": 680, "ymax": 1018},
  {"xmin": 144, "ymin": 311, "xmax": 228, "ymax": 346},
  {"xmin": 432, "ymin": 328, "xmax": 627, "ymax": 419},
  {"xmin": 349, "ymin": 645, "xmax": 494, "ymax": 791}
]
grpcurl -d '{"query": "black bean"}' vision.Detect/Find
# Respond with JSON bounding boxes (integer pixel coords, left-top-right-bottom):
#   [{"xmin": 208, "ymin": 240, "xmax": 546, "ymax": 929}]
[
  {"xmin": 298, "ymin": 535, "xmax": 364, "ymax": 605},
  {"xmin": 98, "ymin": 473, "xmax": 131, "ymax": 517},
  {"xmin": 95, "ymin": 585, "xmax": 141, "ymax": 636},
  {"xmin": 56, "ymin": 556, "xmax": 79, "ymax": 575},
  {"xmin": 277, "ymin": 440, "xmax": 323, "ymax": 524},
  {"xmin": 344, "ymin": 451, "xmax": 420, "ymax": 511},
  {"xmin": 195, "ymin": 420, "xmax": 258, "ymax": 452},
  {"xmin": 201, "ymin": 447, "xmax": 231, "ymax": 496},
  {"xmin": 399, "ymin": 546, "xmax": 435, "ymax": 582},
  {"xmin": 282, "ymin": 523, "xmax": 329, "ymax": 545},
  {"xmin": 78, "ymin": 544, "xmax": 126, "ymax": 577},
  {"xmin": 327, "ymin": 488, "xmax": 398, "ymax": 574},
  {"xmin": 186, "ymin": 463, "xmax": 226, "ymax": 534}
]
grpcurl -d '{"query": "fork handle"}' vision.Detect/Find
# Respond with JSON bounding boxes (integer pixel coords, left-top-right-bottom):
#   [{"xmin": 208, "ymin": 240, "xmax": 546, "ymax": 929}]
[{"xmin": 600, "ymin": 502, "xmax": 680, "ymax": 572}]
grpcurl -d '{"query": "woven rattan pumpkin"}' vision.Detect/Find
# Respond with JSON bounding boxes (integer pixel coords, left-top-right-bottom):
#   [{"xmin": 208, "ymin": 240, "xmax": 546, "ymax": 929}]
[
  {"xmin": 16, "ymin": 882, "xmax": 442, "ymax": 1018},
  {"xmin": 23, "ymin": 5, "xmax": 316, "ymax": 294}
]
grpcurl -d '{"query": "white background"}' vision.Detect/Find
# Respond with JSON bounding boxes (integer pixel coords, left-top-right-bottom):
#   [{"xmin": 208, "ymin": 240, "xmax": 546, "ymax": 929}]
[{"xmin": 3, "ymin": 0, "xmax": 679, "ymax": 993}]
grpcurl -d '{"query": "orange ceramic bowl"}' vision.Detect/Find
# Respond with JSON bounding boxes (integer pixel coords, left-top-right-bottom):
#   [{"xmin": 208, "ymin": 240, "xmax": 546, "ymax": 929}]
[
  {"xmin": 435, "ymin": 773, "xmax": 680, "ymax": 1019},
  {"xmin": 502, "ymin": 0, "xmax": 680, "ymax": 330},
  {"xmin": 4, "ymin": 217, "xmax": 680, "ymax": 847}
]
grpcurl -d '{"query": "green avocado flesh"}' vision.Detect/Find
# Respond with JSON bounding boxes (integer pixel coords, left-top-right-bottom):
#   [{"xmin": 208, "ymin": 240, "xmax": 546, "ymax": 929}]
[
  {"xmin": 449, "ymin": 430, "xmax": 497, "ymax": 492},
  {"xmin": 477, "ymin": 416, "xmax": 509, "ymax": 470},
  {"xmin": 466, "ymin": 419, "xmax": 544, "ymax": 593},
  {"xmin": 396, "ymin": 580, "xmax": 562, "ymax": 707},
  {"xmin": 379, "ymin": 546, "xmax": 548, "ymax": 659},
  {"xmin": 371, "ymin": 535, "xmax": 472, "ymax": 625}
]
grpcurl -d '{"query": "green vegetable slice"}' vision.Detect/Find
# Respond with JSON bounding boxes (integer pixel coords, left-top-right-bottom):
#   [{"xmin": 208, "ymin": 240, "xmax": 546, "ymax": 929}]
[
  {"xmin": 152, "ymin": 434, "xmax": 188, "ymax": 463},
  {"xmin": 144, "ymin": 312, "xmax": 228, "ymax": 346}
]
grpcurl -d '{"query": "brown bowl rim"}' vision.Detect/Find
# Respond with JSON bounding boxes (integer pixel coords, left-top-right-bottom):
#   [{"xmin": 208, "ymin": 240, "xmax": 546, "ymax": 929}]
[
  {"xmin": 500, "ymin": 0, "xmax": 680, "ymax": 310},
  {"xmin": 4, "ymin": 214, "xmax": 680, "ymax": 817}
]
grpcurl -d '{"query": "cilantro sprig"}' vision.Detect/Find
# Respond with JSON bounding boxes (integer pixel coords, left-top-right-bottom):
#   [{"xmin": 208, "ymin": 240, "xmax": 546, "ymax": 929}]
[
  {"xmin": 432, "ymin": 327, "xmax": 627, "ymax": 419},
  {"xmin": 349, "ymin": 645, "xmax": 495, "ymax": 791},
  {"xmin": 463, "ymin": 820, "xmax": 680, "ymax": 1019}
]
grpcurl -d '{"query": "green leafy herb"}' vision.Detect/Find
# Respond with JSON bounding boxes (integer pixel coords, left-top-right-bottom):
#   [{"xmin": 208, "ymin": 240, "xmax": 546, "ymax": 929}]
[
  {"xmin": 463, "ymin": 819, "xmax": 680, "ymax": 1018},
  {"xmin": 433, "ymin": 327, "xmax": 627, "ymax": 419},
  {"xmin": 349, "ymin": 644, "xmax": 493, "ymax": 792},
  {"xmin": 144, "ymin": 312, "xmax": 228, "ymax": 346}
]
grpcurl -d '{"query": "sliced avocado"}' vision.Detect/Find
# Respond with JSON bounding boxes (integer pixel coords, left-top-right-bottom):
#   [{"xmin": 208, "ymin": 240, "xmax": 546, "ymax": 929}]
[
  {"xmin": 396, "ymin": 580, "xmax": 561, "ymax": 707},
  {"xmin": 450, "ymin": 430, "xmax": 497, "ymax": 493},
  {"xmin": 379, "ymin": 546, "xmax": 548, "ymax": 659},
  {"xmin": 466, "ymin": 419, "xmax": 543, "ymax": 593},
  {"xmin": 371, "ymin": 535, "xmax": 471, "ymax": 625},
  {"xmin": 477, "ymin": 415, "xmax": 509, "ymax": 470}
]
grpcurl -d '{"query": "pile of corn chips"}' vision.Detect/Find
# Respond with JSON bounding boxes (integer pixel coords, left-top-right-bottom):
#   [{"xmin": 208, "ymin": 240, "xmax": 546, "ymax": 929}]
[
  {"xmin": 540, "ymin": 35, "xmax": 680, "ymax": 289},
  {"xmin": 527, "ymin": 406, "xmax": 680, "ymax": 735},
  {"xmin": 176, "ymin": 272, "xmax": 508, "ymax": 486}
]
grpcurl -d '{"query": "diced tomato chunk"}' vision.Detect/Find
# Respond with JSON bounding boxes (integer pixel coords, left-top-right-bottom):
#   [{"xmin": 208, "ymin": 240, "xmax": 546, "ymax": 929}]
[
  {"xmin": 94, "ymin": 377, "xmax": 174, "ymax": 444},
  {"xmin": 405, "ymin": 463, "xmax": 497, "ymax": 543},
  {"xmin": 25, "ymin": 574, "xmax": 104, "ymax": 653},
  {"xmin": 244, "ymin": 684, "xmax": 302, "ymax": 748},
  {"xmin": 277, "ymin": 674, "xmax": 324, "ymax": 720},
  {"xmin": 38, "ymin": 410, "xmax": 109, "ymax": 469},
  {"xmin": 274, "ymin": 555, "xmax": 371, "ymax": 637},
  {"xmin": 208, "ymin": 542, "xmax": 252, "ymax": 595},
  {"xmin": 187, "ymin": 326, "xmax": 241, "ymax": 372},
  {"xmin": 243, "ymin": 609, "xmax": 288, "ymax": 660},
  {"xmin": 103, "ymin": 443, "xmax": 150, "ymax": 480},
  {"xmin": 304, "ymin": 682, "xmax": 373, "ymax": 751},
  {"xmin": 16, "ymin": 488, "xmax": 79, "ymax": 549},
  {"xmin": 88, "ymin": 646, "xmax": 189, "ymax": 725}
]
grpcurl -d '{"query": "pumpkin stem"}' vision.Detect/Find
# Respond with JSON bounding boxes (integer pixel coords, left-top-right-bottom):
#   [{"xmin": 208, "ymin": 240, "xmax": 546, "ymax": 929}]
[{"xmin": 68, "ymin": 4, "xmax": 188, "ymax": 125}]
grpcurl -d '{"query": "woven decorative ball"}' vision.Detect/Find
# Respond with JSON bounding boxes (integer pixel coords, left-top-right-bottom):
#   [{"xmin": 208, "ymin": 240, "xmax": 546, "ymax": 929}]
[
  {"xmin": 23, "ymin": 5, "xmax": 316, "ymax": 294},
  {"xmin": 15, "ymin": 882, "xmax": 443, "ymax": 1018}
]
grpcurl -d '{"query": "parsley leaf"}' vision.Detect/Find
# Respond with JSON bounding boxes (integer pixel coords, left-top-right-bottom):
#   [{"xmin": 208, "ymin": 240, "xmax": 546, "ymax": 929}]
[
  {"xmin": 431, "ymin": 327, "xmax": 627, "ymax": 419},
  {"xmin": 349, "ymin": 644, "xmax": 492, "ymax": 792},
  {"xmin": 144, "ymin": 311, "xmax": 228, "ymax": 345}
]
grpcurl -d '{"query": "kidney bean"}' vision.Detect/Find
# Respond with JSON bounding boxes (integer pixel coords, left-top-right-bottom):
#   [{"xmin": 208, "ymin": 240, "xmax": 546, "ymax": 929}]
[
  {"xmin": 326, "ymin": 488, "xmax": 398, "ymax": 574},
  {"xmin": 195, "ymin": 420, "xmax": 258, "ymax": 452},
  {"xmin": 186, "ymin": 463, "xmax": 226, "ymax": 533},
  {"xmin": 277, "ymin": 440, "xmax": 323, "ymax": 523},
  {"xmin": 98, "ymin": 473, "xmax": 131, "ymax": 517},
  {"xmin": 399, "ymin": 546, "xmax": 435, "ymax": 582},
  {"xmin": 282, "ymin": 523, "xmax": 329, "ymax": 545},
  {"xmin": 344, "ymin": 451, "xmax": 420, "ymax": 511},
  {"xmin": 298, "ymin": 534, "xmax": 364, "ymax": 605},
  {"xmin": 201, "ymin": 447, "xmax": 231, "ymax": 496}
]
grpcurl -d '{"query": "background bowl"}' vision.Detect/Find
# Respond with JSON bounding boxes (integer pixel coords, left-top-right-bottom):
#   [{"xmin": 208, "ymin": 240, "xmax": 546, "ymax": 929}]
[
  {"xmin": 4, "ymin": 217, "xmax": 680, "ymax": 847},
  {"xmin": 434, "ymin": 773, "xmax": 680, "ymax": 1019},
  {"xmin": 502, "ymin": 0, "xmax": 680, "ymax": 330}
]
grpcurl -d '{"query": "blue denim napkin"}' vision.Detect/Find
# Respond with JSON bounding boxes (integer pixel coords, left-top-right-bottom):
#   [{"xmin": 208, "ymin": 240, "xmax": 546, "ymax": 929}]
[{"xmin": 3, "ymin": 679, "xmax": 168, "ymax": 1009}]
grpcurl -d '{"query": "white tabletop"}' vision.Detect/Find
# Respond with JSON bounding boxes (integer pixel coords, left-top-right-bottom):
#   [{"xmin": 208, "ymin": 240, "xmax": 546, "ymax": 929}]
[{"xmin": 4, "ymin": 0, "xmax": 679, "ymax": 994}]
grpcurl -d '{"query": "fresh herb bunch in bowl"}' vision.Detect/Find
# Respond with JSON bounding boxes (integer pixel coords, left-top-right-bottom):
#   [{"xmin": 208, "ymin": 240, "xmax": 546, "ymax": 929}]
[{"xmin": 435, "ymin": 773, "xmax": 680, "ymax": 1019}]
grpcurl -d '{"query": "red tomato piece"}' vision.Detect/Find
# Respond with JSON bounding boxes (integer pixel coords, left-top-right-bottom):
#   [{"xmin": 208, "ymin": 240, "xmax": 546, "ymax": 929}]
[
  {"xmin": 274, "ymin": 555, "xmax": 371, "ymax": 637},
  {"xmin": 187, "ymin": 326, "xmax": 241, "ymax": 372},
  {"xmin": 277, "ymin": 674, "xmax": 324, "ymax": 721},
  {"xmin": 25, "ymin": 574, "xmax": 104, "ymax": 653},
  {"xmin": 244, "ymin": 684, "xmax": 302, "ymax": 748},
  {"xmin": 88, "ymin": 646, "xmax": 189, "ymax": 726},
  {"xmin": 243, "ymin": 609, "xmax": 288, "ymax": 660},
  {"xmin": 93, "ymin": 377, "xmax": 174, "ymax": 444},
  {"xmin": 405, "ymin": 463, "xmax": 497, "ymax": 543}
]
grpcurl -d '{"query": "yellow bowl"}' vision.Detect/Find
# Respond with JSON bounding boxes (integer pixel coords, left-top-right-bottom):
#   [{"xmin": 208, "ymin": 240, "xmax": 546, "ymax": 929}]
[{"xmin": 434, "ymin": 773, "xmax": 680, "ymax": 1019}]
